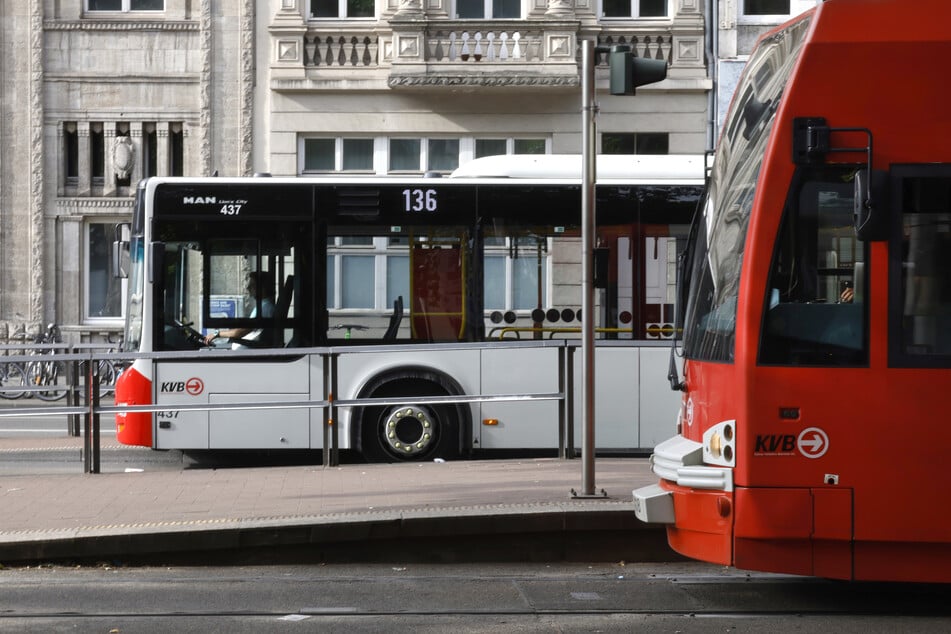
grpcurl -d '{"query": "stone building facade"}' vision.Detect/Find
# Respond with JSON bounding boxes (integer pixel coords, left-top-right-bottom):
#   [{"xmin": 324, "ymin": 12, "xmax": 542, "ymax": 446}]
[{"xmin": 0, "ymin": 0, "xmax": 783, "ymax": 344}]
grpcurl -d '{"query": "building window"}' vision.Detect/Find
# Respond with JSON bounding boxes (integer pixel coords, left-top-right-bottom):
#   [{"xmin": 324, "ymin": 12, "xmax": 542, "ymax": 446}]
[
  {"xmin": 86, "ymin": 222, "xmax": 125, "ymax": 321},
  {"xmin": 602, "ymin": 0, "xmax": 668, "ymax": 18},
  {"xmin": 64, "ymin": 122, "xmax": 79, "ymax": 183},
  {"xmin": 477, "ymin": 138, "xmax": 547, "ymax": 158},
  {"xmin": 302, "ymin": 136, "xmax": 550, "ymax": 174},
  {"xmin": 428, "ymin": 139, "xmax": 460, "ymax": 172},
  {"xmin": 143, "ymin": 123, "xmax": 158, "ymax": 178},
  {"xmin": 389, "ymin": 139, "xmax": 422, "ymax": 172},
  {"xmin": 90, "ymin": 123, "xmax": 105, "ymax": 185},
  {"xmin": 602, "ymin": 132, "xmax": 669, "ymax": 154},
  {"xmin": 169, "ymin": 123, "xmax": 184, "ymax": 176},
  {"xmin": 743, "ymin": 0, "xmax": 790, "ymax": 16},
  {"xmin": 311, "ymin": 0, "xmax": 374, "ymax": 18},
  {"xmin": 389, "ymin": 138, "xmax": 459, "ymax": 173},
  {"xmin": 304, "ymin": 138, "xmax": 374, "ymax": 172},
  {"xmin": 326, "ymin": 237, "xmax": 408, "ymax": 310},
  {"xmin": 484, "ymin": 237, "xmax": 549, "ymax": 311},
  {"xmin": 456, "ymin": 0, "xmax": 520, "ymax": 19},
  {"xmin": 87, "ymin": 0, "xmax": 165, "ymax": 11}
]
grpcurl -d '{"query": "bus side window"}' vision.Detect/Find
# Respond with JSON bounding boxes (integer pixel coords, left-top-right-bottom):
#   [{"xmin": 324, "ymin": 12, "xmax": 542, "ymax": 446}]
[{"xmin": 760, "ymin": 175, "xmax": 867, "ymax": 366}]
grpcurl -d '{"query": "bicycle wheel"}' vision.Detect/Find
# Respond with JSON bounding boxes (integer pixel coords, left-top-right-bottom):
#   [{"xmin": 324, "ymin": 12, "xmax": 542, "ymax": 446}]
[
  {"xmin": 28, "ymin": 359, "xmax": 68, "ymax": 401},
  {"xmin": 0, "ymin": 362, "xmax": 27, "ymax": 399},
  {"xmin": 97, "ymin": 359, "xmax": 117, "ymax": 396}
]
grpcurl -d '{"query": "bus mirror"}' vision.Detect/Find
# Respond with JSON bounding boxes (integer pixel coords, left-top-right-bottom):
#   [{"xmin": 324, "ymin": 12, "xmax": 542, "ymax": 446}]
[
  {"xmin": 112, "ymin": 223, "xmax": 131, "ymax": 279},
  {"xmin": 112, "ymin": 241, "xmax": 130, "ymax": 279},
  {"xmin": 853, "ymin": 169, "xmax": 889, "ymax": 241}
]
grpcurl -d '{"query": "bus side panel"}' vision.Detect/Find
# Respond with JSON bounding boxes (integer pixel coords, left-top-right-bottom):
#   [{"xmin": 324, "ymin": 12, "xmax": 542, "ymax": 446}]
[
  {"xmin": 639, "ymin": 347, "xmax": 682, "ymax": 448},
  {"xmin": 480, "ymin": 346, "xmax": 561, "ymax": 449},
  {"xmin": 154, "ymin": 364, "xmax": 209, "ymax": 449},
  {"xmin": 209, "ymin": 393, "xmax": 310, "ymax": 449},
  {"xmin": 307, "ymin": 353, "xmax": 327, "ymax": 450},
  {"xmin": 154, "ymin": 358, "xmax": 310, "ymax": 450},
  {"xmin": 570, "ymin": 345, "xmax": 640, "ymax": 450}
]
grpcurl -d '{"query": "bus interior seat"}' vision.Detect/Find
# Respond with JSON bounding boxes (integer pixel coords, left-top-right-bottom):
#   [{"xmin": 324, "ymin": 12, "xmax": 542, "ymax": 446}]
[{"xmin": 384, "ymin": 295, "xmax": 404, "ymax": 341}]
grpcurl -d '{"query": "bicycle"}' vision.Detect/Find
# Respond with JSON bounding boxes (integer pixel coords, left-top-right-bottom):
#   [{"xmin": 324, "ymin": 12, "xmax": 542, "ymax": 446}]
[
  {"xmin": 0, "ymin": 356, "xmax": 27, "ymax": 399},
  {"xmin": 25, "ymin": 323, "xmax": 68, "ymax": 401}
]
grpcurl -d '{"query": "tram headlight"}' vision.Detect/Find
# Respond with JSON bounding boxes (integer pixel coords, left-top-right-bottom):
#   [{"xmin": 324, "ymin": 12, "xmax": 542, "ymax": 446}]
[{"xmin": 703, "ymin": 420, "xmax": 736, "ymax": 467}]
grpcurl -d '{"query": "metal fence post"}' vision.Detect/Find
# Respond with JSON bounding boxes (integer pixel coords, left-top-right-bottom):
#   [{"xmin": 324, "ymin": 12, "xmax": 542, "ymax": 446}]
[
  {"xmin": 67, "ymin": 354, "xmax": 81, "ymax": 437},
  {"xmin": 83, "ymin": 358, "xmax": 101, "ymax": 474},
  {"xmin": 322, "ymin": 351, "xmax": 340, "ymax": 467}
]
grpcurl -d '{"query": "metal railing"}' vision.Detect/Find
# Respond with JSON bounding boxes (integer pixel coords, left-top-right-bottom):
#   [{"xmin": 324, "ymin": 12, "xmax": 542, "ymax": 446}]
[{"xmin": 0, "ymin": 343, "xmax": 577, "ymax": 474}]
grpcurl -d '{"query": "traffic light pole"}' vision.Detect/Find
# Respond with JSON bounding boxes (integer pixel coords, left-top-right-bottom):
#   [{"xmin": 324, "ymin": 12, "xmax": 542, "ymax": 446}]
[
  {"xmin": 574, "ymin": 39, "xmax": 605, "ymax": 499},
  {"xmin": 573, "ymin": 41, "xmax": 666, "ymax": 499}
]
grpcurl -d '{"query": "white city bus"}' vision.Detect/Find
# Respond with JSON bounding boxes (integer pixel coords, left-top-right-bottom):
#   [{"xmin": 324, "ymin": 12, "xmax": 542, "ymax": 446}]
[{"xmin": 114, "ymin": 154, "xmax": 705, "ymax": 461}]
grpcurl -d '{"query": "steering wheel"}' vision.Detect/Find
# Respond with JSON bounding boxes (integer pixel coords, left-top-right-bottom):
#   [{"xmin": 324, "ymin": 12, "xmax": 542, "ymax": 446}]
[{"xmin": 172, "ymin": 318, "xmax": 209, "ymax": 348}]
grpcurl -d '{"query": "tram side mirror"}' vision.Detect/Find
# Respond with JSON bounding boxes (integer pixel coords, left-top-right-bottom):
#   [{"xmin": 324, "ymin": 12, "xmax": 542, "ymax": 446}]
[
  {"xmin": 112, "ymin": 222, "xmax": 131, "ymax": 279},
  {"xmin": 853, "ymin": 169, "xmax": 889, "ymax": 241}
]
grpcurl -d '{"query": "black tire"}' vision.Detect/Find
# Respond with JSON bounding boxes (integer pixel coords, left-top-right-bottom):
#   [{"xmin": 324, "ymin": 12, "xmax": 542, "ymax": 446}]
[
  {"xmin": 354, "ymin": 370, "xmax": 470, "ymax": 463},
  {"xmin": 28, "ymin": 359, "xmax": 68, "ymax": 401},
  {"xmin": 0, "ymin": 362, "xmax": 27, "ymax": 400},
  {"xmin": 98, "ymin": 359, "xmax": 117, "ymax": 396}
]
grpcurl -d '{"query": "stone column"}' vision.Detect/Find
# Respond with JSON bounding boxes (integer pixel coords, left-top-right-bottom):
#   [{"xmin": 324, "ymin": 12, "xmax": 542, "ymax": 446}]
[
  {"xmin": 393, "ymin": 0, "xmax": 424, "ymax": 18},
  {"xmin": 129, "ymin": 122, "xmax": 144, "ymax": 186},
  {"xmin": 669, "ymin": 0, "xmax": 706, "ymax": 76},
  {"xmin": 157, "ymin": 124, "xmax": 170, "ymax": 177},
  {"xmin": 103, "ymin": 123, "xmax": 117, "ymax": 197},
  {"xmin": 545, "ymin": 0, "xmax": 575, "ymax": 18}
]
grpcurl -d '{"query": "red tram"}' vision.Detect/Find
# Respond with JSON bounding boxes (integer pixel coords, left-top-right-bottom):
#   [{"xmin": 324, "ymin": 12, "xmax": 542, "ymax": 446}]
[{"xmin": 634, "ymin": 0, "xmax": 951, "ymax": 582}]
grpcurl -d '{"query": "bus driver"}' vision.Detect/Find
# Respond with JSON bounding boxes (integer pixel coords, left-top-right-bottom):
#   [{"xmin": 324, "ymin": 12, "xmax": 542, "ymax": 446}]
[{"xmin": 204, "ymin": 270, "xmax": 275, "ymax": 348}]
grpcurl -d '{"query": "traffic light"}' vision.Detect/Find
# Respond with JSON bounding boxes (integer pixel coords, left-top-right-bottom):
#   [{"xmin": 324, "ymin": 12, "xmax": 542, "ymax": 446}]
[{"xmin": 608, "ymin": 45, "xmax": 667, "ymax": 96}]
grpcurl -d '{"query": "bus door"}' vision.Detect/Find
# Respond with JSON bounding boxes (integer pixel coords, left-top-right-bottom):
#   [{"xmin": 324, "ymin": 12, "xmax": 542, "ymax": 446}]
[
  {"xmin": 410, "ymin": 234, "xmax": 467, "ymax": 341},
  {"xmin": 595, "ymin": 185, "xmax": 698, "ymax": 448}
]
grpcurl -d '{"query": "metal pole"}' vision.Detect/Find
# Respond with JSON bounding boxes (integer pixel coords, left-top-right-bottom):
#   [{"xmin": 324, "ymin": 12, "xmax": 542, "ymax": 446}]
[{"xmin": 576, "ymin": 39, "xmax": 601, "ymax": 497}]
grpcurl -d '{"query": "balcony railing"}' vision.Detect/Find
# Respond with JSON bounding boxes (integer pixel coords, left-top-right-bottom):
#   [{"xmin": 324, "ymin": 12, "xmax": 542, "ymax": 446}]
[
  {"xmin": 300, "ymin": 26, "xmax": 675, "ymax": 70},
  {"xmin": 306, "ymin": 33, "xmax": 379, "ymax": 67}
]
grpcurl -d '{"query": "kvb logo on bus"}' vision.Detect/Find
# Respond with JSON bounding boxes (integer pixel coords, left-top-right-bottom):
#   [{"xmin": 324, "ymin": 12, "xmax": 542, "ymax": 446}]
[{"xmin": 159, "ymin": 377, "xmax": 205, "ymax": 396}]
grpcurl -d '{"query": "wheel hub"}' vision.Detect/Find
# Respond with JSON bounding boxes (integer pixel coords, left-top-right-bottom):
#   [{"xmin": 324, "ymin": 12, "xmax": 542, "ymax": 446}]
[{"xmin": 383, "ymin": 405, "xmax": 435, "ymax": 456}]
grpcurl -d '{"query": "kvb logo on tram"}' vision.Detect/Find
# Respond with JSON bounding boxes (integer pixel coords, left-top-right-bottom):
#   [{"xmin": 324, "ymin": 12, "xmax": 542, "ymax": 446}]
[
  {"xmin": 160, "ymin": 377, "xmax": 205, "ymax": 396},
  {"xmin": 754, "ymin": 426, "xmax": 829, "ymax": 459}
]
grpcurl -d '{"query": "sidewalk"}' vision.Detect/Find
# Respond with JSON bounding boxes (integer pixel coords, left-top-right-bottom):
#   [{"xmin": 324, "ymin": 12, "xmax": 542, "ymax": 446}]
[{"xmin": 0, "ymin": 435, "xmax": 667, "ymax": 564}]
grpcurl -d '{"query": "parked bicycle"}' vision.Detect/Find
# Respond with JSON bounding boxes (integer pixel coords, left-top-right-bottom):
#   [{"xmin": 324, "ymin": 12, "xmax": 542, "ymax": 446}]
[
  {"xmin": 0, "ymin": 355, "xmax": 28, "ymax": 400},
  {"xmin": 26, "ymin": 323, "xmax": 68, "ymax": 401}
]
